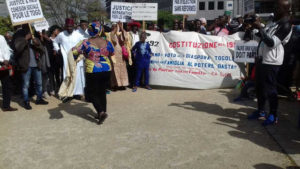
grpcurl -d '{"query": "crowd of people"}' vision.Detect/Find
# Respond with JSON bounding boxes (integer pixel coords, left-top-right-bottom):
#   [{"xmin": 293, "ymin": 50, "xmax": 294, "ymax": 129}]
[{"xmin": 0, "ymin": 0, "xmax": 299, "ymax": 125}]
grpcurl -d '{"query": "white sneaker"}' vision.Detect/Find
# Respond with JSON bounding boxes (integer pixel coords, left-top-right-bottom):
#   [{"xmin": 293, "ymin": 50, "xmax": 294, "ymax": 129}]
[{"xmin": 43, "ymin": 92, "xmax": 49, "ymax": 99}]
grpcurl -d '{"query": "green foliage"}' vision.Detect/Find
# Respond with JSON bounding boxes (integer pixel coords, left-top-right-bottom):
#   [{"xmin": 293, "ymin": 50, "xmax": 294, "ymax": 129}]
[
  {"xmin": 0, "ymin": 16, "xmax": 13, "ymax": 35},
  {"xmin": 158, "ymin": 11, "xmax": 182, "ymax": 30}
]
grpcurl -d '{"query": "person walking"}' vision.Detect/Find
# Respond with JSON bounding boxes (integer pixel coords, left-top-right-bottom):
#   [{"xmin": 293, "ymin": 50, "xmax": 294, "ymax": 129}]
[{"xmin": 72, "ymin": 21, "xmax": 114, "ymax": 124}]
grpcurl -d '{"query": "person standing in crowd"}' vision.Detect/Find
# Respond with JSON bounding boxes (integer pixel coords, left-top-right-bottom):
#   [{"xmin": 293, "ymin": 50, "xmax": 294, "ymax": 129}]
[
  {"xmin": 14, "ymin": 26, "xmax": 48, "ymax": 110},
  {"xmin": 44, "ymin": 25, "xmax": 63, "ymax": 95},
  {"xmin": 0, "ymin": 35, "xmax": 17, "ymax": 112},
  {"xmin": 128, "ymin": 21, "xmax": 141, "ymax": 88},
  {"xmin": 247, "ymin": 0, "xmax": 292, "ymax": 126},
  {"xmin": 53, "ymin": 18, "xmax": 86, "ymax": 100},
  {"xmin": 77, "ymin": 20, "xmax": 90, "ymax": 39},
  {"xmin": 131, "ymin": 32, "xmax": 152, "ymax": 92},
  {"xmin": 109, "ymin": 22, "xmax": 129, "ymax": 90},
  {"xmin": 199, "ymin": 18, "xmax": 207, "ymax": 34},
  {"xmin": 72, "ymin": 21, "xmax": 114, "ymax": 124},
  {"xmin": 213, "ymin": 15, "xmax": 229, "ymax": 36}
]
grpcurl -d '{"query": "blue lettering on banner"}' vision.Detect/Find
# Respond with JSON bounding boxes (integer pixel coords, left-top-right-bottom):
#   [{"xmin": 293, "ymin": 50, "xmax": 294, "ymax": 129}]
[
  {"xmin": 214, "ymin": 56, "xmax": 233, "ymax": 61},
  {"xmin": 193, "ymin": 63, "xmax": 214, "ymax": 68},
  {"xmin": 217, "ymin": 64, "xmax": 237, "ymax": 69}
]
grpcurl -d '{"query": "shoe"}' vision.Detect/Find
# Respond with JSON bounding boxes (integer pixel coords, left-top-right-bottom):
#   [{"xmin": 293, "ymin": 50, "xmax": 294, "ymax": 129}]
[
  {"xmin": 36, "ymin": 99, "xmax": 49, "ymax": 105},
  {"xmin": 50, "ymin": 91, "xmax": 55, "ymax": 96},
  {"xmin": 247, "ymin": 110, "xmax": 266, "ymax": 120},
  {"xmin": 145, "ymin": 85, "xmax": 152, "ymax": 90},
  {"xmin": 24, "ymin": 102, "xmax": 32, "ymax": 110},
  {"xmin": 2, "ymin": 107, "xmax": 18, "ymax": 112},
  {"xmin": 43, "ymin": 92, "xmax": 49, "ymax": 99},
  {"xmin": 132, "ymin": 87, "xmax": 137, "ymax": 92},
  {"xmin": 73, "ymin": 95, "xmax": 82, "ymax": 100},
  {"xmin": 106, "ymin": 90, "xmax": 111, "ymax": 94},
  {"xmin": 62, "ymin": 97, "xmax": 73, "ymax": 103},
  {"xmin": 97, "ymin": 113, "xmax": 108, "ymax": 125},
  {"xmin": 262, "ymin": 114, "xmax": 278, "ymax": 126}
]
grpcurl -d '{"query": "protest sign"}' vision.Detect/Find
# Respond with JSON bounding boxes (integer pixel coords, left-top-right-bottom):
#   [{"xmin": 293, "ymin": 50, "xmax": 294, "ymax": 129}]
[
  {"xmin": 172, "ymin": 0, "xmax": 197, "ymax": 15},
  {"xmin": 33, "ymin": 18, "xmax": 49, "ymax": 32},
  {"xmin": 234, "ymin": 40, "xmax": 258, "ymax": 63},
  {"xmin": 132, "ymin": 3, "xmax": 158, "ymax": 21},
  {"xmin": 6, "ymin": 0, "xmax": 44, "ymax": 25},
  {"xmin": 146, "ymin": 31, "xmax": 245, "ymax": 89},
  {"xmin": 110, "ymin": 2, "xmax": 132, "ymax": 22},
  {"xmin": 244, "ymin": 0, "xmax": 255, "ymax": 14}
]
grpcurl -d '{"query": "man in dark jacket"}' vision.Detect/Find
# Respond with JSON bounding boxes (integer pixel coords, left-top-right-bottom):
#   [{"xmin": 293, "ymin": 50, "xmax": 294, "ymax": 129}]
[
  {"xmin": 248, "ymin": 0, "xmax": 292, "ymax": 126},
  {"xmin": 14, "ymin": 27, "xmax": 48, "ymax": 110}
]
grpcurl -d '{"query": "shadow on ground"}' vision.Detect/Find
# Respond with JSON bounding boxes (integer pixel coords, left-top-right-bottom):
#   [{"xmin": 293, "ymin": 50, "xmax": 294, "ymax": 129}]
[
  {"xmin": 48, "ymin": 102, "xmax": 98, "ymax": 124},
  {"xmin": 169, "ymin": 101, "xmax": 300, "ymax": 155},
  {"xmin": 254, "ymin": 163, "xmax": 300, "ymax": 169}
]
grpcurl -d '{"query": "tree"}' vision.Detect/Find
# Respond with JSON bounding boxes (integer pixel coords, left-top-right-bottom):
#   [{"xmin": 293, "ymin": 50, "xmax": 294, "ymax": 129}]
[
  {"xmin": 158, "ymin": 11, "xmax": 182, "ymax": 30},
  {"xmin": 0, "ymin": 16, "xmax": 13, "ymax": 35},
  {"xmin": 40, "ymin": 0, "xmax": 106, "ymax": 26}
]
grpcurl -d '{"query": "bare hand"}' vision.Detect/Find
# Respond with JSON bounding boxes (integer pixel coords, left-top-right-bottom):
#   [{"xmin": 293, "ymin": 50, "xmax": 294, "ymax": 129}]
[
  {"xmin": 25, "ymin": 33, "xmax": 32, "ymax": 40},
  {"xmin": 253, "ymin": 21, "xmax": 262, "ymax": 29},
  {"xmin": 33, "ymin": 38, "xmax": 40, "ymax": 46}
]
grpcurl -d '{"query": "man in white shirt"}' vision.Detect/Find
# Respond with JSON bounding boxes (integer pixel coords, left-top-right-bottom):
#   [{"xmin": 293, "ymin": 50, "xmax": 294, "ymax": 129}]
[
  {"xmin": 53, "ymin": 18, "xmax": 87, "ymax": 99},
  {"xmin": 77, "ymin": 20, "xmax": 90, "ymax": 39}
]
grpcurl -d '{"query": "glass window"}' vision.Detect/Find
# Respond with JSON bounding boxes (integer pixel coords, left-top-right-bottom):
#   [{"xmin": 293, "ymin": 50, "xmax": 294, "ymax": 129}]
[
  {"xmin": 218, "ymin": 1, "xmax": 224, "ymax": 10},
  {"xmin": 209, "ymin": 1, "xmax": 215, "ymax": 10},
  {"xmin": 199, "ymin": 2, "xmax": 205, "ymax": 10}
]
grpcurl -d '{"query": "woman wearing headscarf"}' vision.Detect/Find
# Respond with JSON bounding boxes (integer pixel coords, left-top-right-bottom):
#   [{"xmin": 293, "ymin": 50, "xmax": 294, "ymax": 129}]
[{"xmin": 73, "ymin": 21, "xmax": 115, "ymax": 125}]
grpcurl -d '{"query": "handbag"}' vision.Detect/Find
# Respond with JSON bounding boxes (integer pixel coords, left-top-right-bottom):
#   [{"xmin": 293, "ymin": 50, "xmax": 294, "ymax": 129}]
[{"xmin": 121, "ymin": 46, "xmax": 129, "ymax": 60}]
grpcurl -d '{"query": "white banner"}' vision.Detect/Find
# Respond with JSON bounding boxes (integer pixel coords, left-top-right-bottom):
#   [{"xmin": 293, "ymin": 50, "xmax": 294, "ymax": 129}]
[
  {"xmin": 226, "ymin": 1, "xmax": 233, "ymax": 11},
  {"xmin": 172, "ymin": 0, "xmax": 197, "ymax": 15},
  {"xmin": 6, "ymin": 0, "xmax": 44, "ymax": 25},
  {"xmin": 132, "ymin": 3, "xmax": 158, "ymax": 21},
  {"xmin": 147, "ymin": 31, "xmax": 245, "ymax": 89},
  {"xmin": 234, "ymin": 40, "xmax": 258, "ymax": 63},
  {"xmin": 244, "ymin": 0, "xmax": 254, "ymax": 14},
  {"xmin": 110, "ymin": 2, "xmax": 132, "ymax": 22},
  {"xmin": 33, "ymin": 18, "xmax": 49, "ymax": 32}
]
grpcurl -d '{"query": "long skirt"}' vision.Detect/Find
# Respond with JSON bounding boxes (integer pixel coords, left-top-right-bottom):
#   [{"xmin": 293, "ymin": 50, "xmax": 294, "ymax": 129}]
[{"xmin": 85, "ymin": 72, "xmax": 110, "ymax": 113}]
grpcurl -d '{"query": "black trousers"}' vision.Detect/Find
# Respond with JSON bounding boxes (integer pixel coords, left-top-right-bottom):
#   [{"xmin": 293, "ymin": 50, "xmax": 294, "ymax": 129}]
[
  {"xmin": 0, "ymin": 70, "xmax": 12, "ymax": 108},
  {"xmin": 85, "ymin": 72, "xmax": 110, "ymax": 113},
  {"xmin": 256, "ymin": 63, "xmax": 280, "ymax": 117}
]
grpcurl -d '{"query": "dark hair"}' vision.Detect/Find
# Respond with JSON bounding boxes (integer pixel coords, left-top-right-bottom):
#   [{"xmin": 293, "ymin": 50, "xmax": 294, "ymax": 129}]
[{"xmin": 48, "ymin": 25, "xmax": 61, "ymax": 36}]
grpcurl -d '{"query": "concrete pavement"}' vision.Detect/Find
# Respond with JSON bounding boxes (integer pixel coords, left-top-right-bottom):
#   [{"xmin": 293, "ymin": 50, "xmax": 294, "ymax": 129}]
[{"xmin": 0, "ymin": 88, "xmax": 299, "ymax": 169}]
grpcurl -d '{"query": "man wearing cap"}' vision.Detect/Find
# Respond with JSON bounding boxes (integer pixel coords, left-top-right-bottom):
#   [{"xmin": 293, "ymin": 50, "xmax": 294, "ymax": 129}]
[
  {"xmin": 53, "ymin": 18, "xmax": 87, "ymax": 98},
  {"xmin": 77, "ymin": 20, "xmax": 90, "ymax": 39}
]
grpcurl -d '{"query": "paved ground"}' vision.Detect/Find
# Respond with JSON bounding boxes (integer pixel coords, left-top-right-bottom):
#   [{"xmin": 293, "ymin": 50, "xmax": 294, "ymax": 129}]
[{"xmin": 0, "ymin": 88, "xmax": 299, "ymax": 169}]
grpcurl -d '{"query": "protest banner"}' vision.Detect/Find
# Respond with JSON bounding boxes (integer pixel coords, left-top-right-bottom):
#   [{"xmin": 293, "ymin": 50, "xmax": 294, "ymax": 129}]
[
  {"xmin": 6, "ymin": 0, "xmax": 44, "ymax": 26},
  {"xmin": 172, "ymin": 0, "xmax": 197, "ymax": 15},
  {"xmin": 234, "ymin": 40, "xmax": 258, "ymax": 63},
  {"xmin": 110, "ymin": 2, "xmax": 132, "ymax": 23},
  {"xmin": 244, "ymin": 0, "xmax": 255, "ymax": 14},
  {"xmin": 146, "ymin": 31, "xmax": 245, "ymax": 89},
  {"xmin": 132, "ymin": 3, "xmax": 158, "ymax": 21},
  {"xmin": 33, "ymin": 18, "xmax": 49, "ymax": 32}
]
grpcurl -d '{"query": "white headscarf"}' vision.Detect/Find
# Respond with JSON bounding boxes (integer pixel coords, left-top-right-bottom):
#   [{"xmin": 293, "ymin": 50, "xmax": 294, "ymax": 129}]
[{"xmin": 0, "ymin": 35, "xmax": 12, "ymax": 62}]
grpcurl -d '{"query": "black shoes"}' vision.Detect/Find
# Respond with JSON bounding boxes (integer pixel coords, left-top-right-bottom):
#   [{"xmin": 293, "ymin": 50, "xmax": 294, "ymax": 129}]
[
  {"xmin": 24, "ymin": 101, "xmax": 32, "ymax": 110},
  {"xmin": 36, "ymin": 99, "xmax": 49, "ymax": 105}
]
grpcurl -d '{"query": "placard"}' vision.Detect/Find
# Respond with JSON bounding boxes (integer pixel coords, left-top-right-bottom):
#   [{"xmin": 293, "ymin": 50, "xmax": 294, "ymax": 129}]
[
  {"xmin": 234, "ymin": 40, "xmax": 258, "ymax": 63},
  {"xmin": 172, "ymin": 0, "xmax": 197, "ymax": 15},
  {"xmin": 33, "ymin": 18, "xmax": 49, "ymax": 32},
  {"xmin": 110, "ymin": 2, "xmax": 132, "ymax": 22},
  {"xmin": 6, "ymin": 0, "xmax": 44, "ymax": 25},
  {"xmin": 132, "ymin": 3, "xmax": 158, "ymax": 21}
]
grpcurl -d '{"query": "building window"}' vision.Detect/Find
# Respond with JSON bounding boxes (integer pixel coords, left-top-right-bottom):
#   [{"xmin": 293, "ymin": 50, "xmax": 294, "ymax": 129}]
[
  {"xmin": 208, "ymin": 1, "xmax": 214, "ymax": 10},
  {"xmin": 199, "ymin": 2, "xmax": 205, "ymax": 10},
  {"xmin": 218, "ymin": 1, "xmax": 224, "ymax": 10}
]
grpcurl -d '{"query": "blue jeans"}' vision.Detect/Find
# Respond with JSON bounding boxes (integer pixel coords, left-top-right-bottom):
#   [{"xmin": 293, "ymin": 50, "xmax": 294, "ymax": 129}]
[{"xmin": 22, "ymin": 67, "xmax": 43, "ymax": 102}]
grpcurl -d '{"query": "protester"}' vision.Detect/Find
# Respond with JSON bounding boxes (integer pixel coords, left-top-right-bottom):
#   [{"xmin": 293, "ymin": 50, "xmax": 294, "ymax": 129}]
[
  {"xmin": 131, "ymin": 32, "xmax": 153, "ymax": 92},
  {"xmin": 128, "ymin": 21, "xmax": 141, "ymax": 88},
  {"xmin": 53, "ymin": 18, "xmax": 86, "ymax": 101},
  {"xmin": 247, "ymin": 0, "xmax": 293, "ymax": 126},
  {"xmin": 77, "ymin": 20, "xmax": 90, "ymax": 39},
  {"xmin": 72, "ymin": 21, "xmax": 114, "ymax": 124},
  {"xmin": 199, "ymin": 18, "xmax": 207, "ymax": 34},
  {"xmin": 0, "ymin": 35, "xmax": 17, "ymax": 111},
  {"xmin": 213, "ymin": 15, "xmax": 229, "ymax": 36},
  {"xmin": 14, "ymin": 26, "xmax": 48, "ymax": 110},
  {"xmin": 46, "ymin": 25, "xmax": 63, "ymax": 95},
  {"xmin": 108, "ymin": 22, "xmax": 129, "ymax": 90}
]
